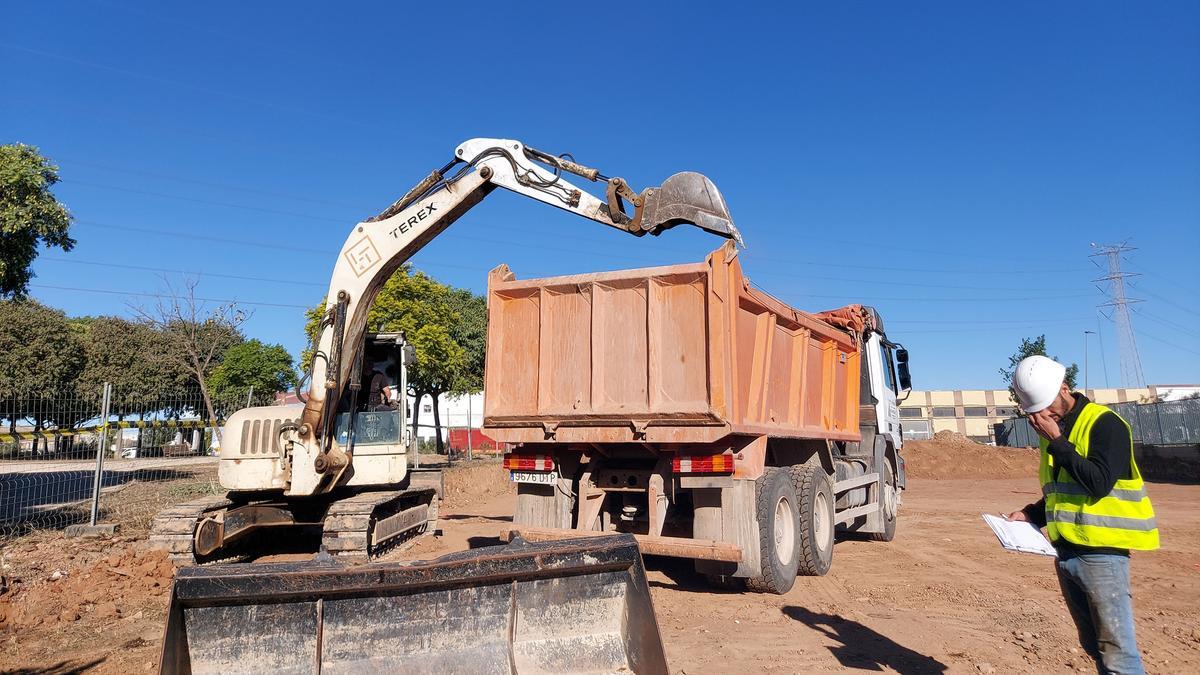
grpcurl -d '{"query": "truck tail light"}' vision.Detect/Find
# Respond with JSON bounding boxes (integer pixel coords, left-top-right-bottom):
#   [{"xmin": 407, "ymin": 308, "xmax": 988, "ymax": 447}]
[
  {"xmin": 503, "ymin": 453, "xmax": 555, "ymax": 471},
  {"xmin": 672, "ymin": 453, "xmax": 735, "ymax": 474}
]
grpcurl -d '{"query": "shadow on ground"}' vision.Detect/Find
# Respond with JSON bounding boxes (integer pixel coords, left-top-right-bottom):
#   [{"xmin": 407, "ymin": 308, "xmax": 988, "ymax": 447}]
[
  {"xmin": 783, "ymin": 605, "xmax": 947, "ymax": 674},
  {"xmin": 440, "ymin": 514, "xmax": 513, "ymax": 523},
  {"xmin": 2, "ymin": 657, "xmax": 106, "ymax": 674}
]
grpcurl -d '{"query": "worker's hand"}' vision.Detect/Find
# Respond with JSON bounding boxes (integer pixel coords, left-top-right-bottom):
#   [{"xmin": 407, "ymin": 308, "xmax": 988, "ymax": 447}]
[
  {"xmin": 1003, "ymin": 510, "xmax": 1030, "ymax": 522},
  {"xmin": 1027, "ymin": 410, "xmax": 1061, "ymax": 441}
]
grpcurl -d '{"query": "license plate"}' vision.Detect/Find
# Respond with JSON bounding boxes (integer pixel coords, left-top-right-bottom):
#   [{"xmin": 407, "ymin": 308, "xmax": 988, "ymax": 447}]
[{"xmin": 510, "ymin": 470, "xmax": 558, "ymax": 485}]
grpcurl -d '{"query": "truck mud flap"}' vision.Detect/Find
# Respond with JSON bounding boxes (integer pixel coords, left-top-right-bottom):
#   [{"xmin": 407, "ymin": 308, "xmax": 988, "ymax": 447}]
[{"xmin": 159, "ymin": 534, "xmax": 668, "ymax": 674}]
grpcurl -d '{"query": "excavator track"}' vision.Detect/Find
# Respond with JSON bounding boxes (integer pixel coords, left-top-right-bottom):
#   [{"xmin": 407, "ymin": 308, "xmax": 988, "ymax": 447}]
[
  {"xmin": 149, "ymin": 495, "xmax": 238, "ymax": 565},
  {"xmin": 321, "ymin": 487, "xmax": 439, "ymax": 560}
]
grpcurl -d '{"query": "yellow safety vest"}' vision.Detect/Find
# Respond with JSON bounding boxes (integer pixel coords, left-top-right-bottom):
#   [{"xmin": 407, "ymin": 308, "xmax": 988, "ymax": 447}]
[{"xmin": 1038, "ymin": 402, "xmax": 1159, "ymax": 550}]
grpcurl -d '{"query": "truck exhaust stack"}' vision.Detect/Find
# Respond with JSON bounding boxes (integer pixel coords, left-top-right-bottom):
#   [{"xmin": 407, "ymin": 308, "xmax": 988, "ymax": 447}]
[{"xmin": 158, "ymin": 535, "xmax": 668, "ymax": 674}]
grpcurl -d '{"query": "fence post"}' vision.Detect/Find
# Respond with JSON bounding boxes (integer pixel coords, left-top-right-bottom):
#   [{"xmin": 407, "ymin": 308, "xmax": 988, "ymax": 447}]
[
  {"xmin": 467, "ymin": 394, "xmax": 473, "ymax": 461},
  {"xmin": 1155, "ymin": 402, "xmax": 1165, "ymax": 446},
  {"xmin": 246, "ymin": 385, "xmax": 254, "ymax": 408},
  {"xmin": 89, "ymin": 382, "xmax": 113, "ymax": 527}
]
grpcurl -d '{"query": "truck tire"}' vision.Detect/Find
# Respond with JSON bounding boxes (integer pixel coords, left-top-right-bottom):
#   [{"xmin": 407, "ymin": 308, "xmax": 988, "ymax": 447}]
[
  {"xmin": 868, "ymin": 460, "xmax": 898, "ymax": 542},
  {"xmin": 788, "ymin": 463, "xmax": 835, "ymax": 576},
  {"xmin": 745, "ymin": 468, "xmax": 801, "ymax": 594}
]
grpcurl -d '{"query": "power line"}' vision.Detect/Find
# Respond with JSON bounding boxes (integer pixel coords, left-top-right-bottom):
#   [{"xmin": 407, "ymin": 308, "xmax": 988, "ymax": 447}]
[
  {"xmin": 1134, "ymin": 310, "xmax": 1200, "ymax": 340},
  {"xmin": 69, "ymin": 219, "xmax": 1101, "ymax": 305},
  {"xmin": 889, "ymin": 317, "xmax": 1094, "ymax": 325},
  {"xmin": 63, "ymin": 179, "xmax": 349, "ymax": 223},
  {"xmin": 29, "ymin": 284, "xmax": 310, "ymax": 310},
  {"xmin": 889, "ymin": 324, "xmax": 1091, "ymax": 335},
  {"xmin": 1134, "ymin": 330, "xmax": 1200, "ymax": 358},
  {"xmin": 73, "ymin": 219, "xmax": 329, "ymax": 254},
  {"xmin": 56, "ymin": 157, "xmax": 362, "ymax": 209},
  {"xmin": 1131, "ymin": 284, "xmax": 1200, "ymax": 319},
  {"xmin": 38, "ymin": 256, "xmax": 325, "ymax": 287}
]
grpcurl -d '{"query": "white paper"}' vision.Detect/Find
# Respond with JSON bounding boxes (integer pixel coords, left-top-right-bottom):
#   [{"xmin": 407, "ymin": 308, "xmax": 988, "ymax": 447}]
[{"xmin": 982, "ymin": 514, "xmax": 1057, "ymax": 557}]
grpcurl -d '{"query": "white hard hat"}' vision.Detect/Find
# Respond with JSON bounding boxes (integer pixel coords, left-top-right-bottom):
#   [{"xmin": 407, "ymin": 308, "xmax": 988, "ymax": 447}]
[{"xmin": 1012, "ymin": 355, "xmax": 1066, "ymax": 413}]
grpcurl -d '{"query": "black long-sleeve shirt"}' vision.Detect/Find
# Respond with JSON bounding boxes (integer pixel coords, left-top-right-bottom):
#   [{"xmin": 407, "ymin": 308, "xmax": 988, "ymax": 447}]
[{"xmin": 1021, "ymin": 394, "xmax": 1134, "ymax": 553}]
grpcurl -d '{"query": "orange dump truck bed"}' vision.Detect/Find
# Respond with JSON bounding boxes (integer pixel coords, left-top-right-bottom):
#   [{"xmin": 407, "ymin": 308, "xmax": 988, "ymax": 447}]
[{"xmin": 484, "ymin": 242, "xmax": 863, "ymax": 446}]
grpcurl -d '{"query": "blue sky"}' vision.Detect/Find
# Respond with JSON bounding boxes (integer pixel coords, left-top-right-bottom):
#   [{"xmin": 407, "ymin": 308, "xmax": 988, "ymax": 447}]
[{"xmin": 3, "ymin": 2, "xmax": 1197, "ymax": 390}]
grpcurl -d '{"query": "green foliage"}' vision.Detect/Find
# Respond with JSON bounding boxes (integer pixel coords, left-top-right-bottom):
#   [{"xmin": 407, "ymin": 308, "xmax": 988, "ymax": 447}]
[
  {"xmin": 0, "ymin": 144, "xmax": 74, "ymax": 298},
  {"xmin": 364, "ymin": 267, "xmax": 466, "ymax": 398},
  {"xmin": 0, "ymin": 299, "xmax": 86, "ymax": 428},
  {"xmin": 302, "ymin": 266, "xmax": 487, "ymax": 453},
  {"xmin": 77, "ymin": 316, "xmax": 189, "ymax": 414},
  {"xmin": 444, "ymin": 287, "xmax": 487, "ymax": 395},
  {"xmin": 999, "ymin": 335, "xmax": 1080, "ymax": 409},
  {"xmin": 302, "ymin": 266, "xmax": 486, "ymax": 397},
  {"xmin": 209, "ymin": 339, "xmax": 297, "ymax": 400}
]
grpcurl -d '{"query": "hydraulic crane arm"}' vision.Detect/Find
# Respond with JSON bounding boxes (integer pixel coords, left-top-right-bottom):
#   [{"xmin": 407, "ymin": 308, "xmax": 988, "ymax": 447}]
[{"xmin": 293, "ymin": 138, "xmax": 740, "ymax": 494}]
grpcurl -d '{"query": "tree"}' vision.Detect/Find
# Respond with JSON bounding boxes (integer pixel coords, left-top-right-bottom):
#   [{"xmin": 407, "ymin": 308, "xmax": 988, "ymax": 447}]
[
  {"xmin": 302, "ymin": 265, "xmax": 486, "ymax": 454},
  {"xmin": 133, "ymin": 279, "xmax": 246, "ymax": 440},
  {"xmin": 77, "ymin": 316, "xmax": 189, "ymax": 416},
  {"xmin": 209, "ymin": 339, "xmax": 297, "ymax": 405},
  {"xmin": 0, "ymin": 299, "xmax": 85, "ymax": 452},
  {"xmin": 444, "ymin": 287, "xmax": 487, "ymax": 396},
  {"xmin": 999, "ymin": 335, "xmax": 1079, "ymax": 411},
  {"xmin": 0, "ymin": 144, "xmax": 74, "ymax": 298}
]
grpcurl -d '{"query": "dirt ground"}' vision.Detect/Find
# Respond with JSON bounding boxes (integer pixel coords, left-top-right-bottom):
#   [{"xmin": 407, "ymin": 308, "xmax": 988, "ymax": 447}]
[{"xmin": 2, "ymin": 453, "xmax": 1198, "ymax": 674}]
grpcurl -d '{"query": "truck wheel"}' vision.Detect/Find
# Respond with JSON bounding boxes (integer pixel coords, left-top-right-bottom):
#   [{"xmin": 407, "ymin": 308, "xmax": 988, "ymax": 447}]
[
  {"xmin": 789, "ymin": 464, "xmax": 834, "ymax": 576},
  {"xmin": 868, "ymin": 460, "xmax": 898, "ymax": 542},
  {"xmin": 745, "ymin": 468, "xmax": 800, "ymax": 594}
]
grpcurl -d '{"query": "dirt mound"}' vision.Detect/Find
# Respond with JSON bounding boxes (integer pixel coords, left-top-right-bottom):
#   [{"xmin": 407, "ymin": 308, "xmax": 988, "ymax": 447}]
[
  {"xmin": 442, "ymin": 460, "xmax": 515, "ymax": 510},
  {"xmin": 0, "ymin": 544, "xmax": 174, "ymax": 631},
  {"xmin": 905, "ymin": 431, "xmax": 1039, "ymax": 480}
]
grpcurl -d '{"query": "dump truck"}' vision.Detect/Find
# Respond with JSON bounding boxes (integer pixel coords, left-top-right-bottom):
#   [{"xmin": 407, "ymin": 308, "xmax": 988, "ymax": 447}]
[{"xmin": 489, "ymin": 242, "xmax": 912, "ymax": 593}]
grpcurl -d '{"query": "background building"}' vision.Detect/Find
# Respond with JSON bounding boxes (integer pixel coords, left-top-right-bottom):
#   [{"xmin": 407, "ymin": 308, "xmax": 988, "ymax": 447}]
[{"xmin": 899, "ymin": 384, "xmax": 1200, "ymax": 443}]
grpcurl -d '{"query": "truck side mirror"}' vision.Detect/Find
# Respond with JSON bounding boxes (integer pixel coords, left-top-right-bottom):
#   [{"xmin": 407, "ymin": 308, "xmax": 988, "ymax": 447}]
[
  {"xmin": 403, "ymin": 345, "xmax": 417, "ymax": 366},
  {"xmin": 898, "ymin": 361, "xmax": 912, "ymax": 392},
  {"xmin": 896, "ymin": 348, "xmax": 909, "ymax": 364}
]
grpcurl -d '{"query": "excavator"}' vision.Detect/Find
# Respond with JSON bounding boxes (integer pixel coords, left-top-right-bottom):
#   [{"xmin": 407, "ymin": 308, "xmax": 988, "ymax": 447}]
[{"xmin": 151, "ymin": 138, "xmax": 739, "ymax": 673}]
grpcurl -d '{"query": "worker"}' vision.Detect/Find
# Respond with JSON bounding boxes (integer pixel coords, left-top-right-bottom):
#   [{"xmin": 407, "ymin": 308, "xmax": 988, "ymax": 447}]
[
  {"xmin": 1004, "ymin": 355, "xmax": 1158, "ymax": 675},
  {"xmin": 368, "ymin": 363, "xmax": 398, "ymax": 411}
]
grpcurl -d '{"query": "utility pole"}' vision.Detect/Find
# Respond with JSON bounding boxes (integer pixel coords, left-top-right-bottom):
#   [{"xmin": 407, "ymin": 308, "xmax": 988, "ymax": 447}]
[
  {"xmin": 1083, "ymin": 330, "xmax": 1095, "ymax": 391},
  {"xmin": 1090, "ymin": 243, "xmax": 1145, "ymax": 388}
]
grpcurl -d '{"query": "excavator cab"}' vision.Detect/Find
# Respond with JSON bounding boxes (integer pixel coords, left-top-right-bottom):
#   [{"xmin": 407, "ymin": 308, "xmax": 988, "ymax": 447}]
[{"xmin": 332, "ymin": 332, "xmax": 415, "ymax": 451}]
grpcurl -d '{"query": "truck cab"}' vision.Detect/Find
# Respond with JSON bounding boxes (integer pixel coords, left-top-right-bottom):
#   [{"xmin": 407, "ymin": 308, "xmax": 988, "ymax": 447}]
[{"xmin": 862, "ymin": 310, "xmax": 912, "ymax": 466}]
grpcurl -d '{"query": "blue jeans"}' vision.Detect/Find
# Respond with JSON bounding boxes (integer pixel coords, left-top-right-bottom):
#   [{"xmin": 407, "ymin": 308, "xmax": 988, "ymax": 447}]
[{"xmin": 1055, "ymin": 549, "xmax": 1144, "ymax": 675}]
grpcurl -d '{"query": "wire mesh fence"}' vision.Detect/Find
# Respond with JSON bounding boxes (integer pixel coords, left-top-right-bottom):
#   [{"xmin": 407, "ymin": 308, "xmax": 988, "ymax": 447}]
[
  {"xmin": 995, "ymin": 398, "xmax": 1200, "ymax": 448},
  {"xmin": 1, "ymin": 383, "xmax": 268, "ymax": 540},
  {"xmin": 1, "ymin": 385, "xmax": 502, "ymax": 540}
]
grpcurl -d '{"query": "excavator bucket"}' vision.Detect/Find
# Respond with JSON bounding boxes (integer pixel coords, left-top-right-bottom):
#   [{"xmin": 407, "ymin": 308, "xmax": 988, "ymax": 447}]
[
  {"xmin": 158, "ymin": 534, "xmax": 668, "ymax": 675},
  {"xmin": 642, "ymin": 171, "xmax": 742, "ymax": 245}
]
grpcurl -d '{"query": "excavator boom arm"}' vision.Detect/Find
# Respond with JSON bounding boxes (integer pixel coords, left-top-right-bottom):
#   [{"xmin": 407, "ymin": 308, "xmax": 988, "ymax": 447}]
[{"xmin": 294, "ymin": 138, "xmax": 738, "ymax": 495}]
